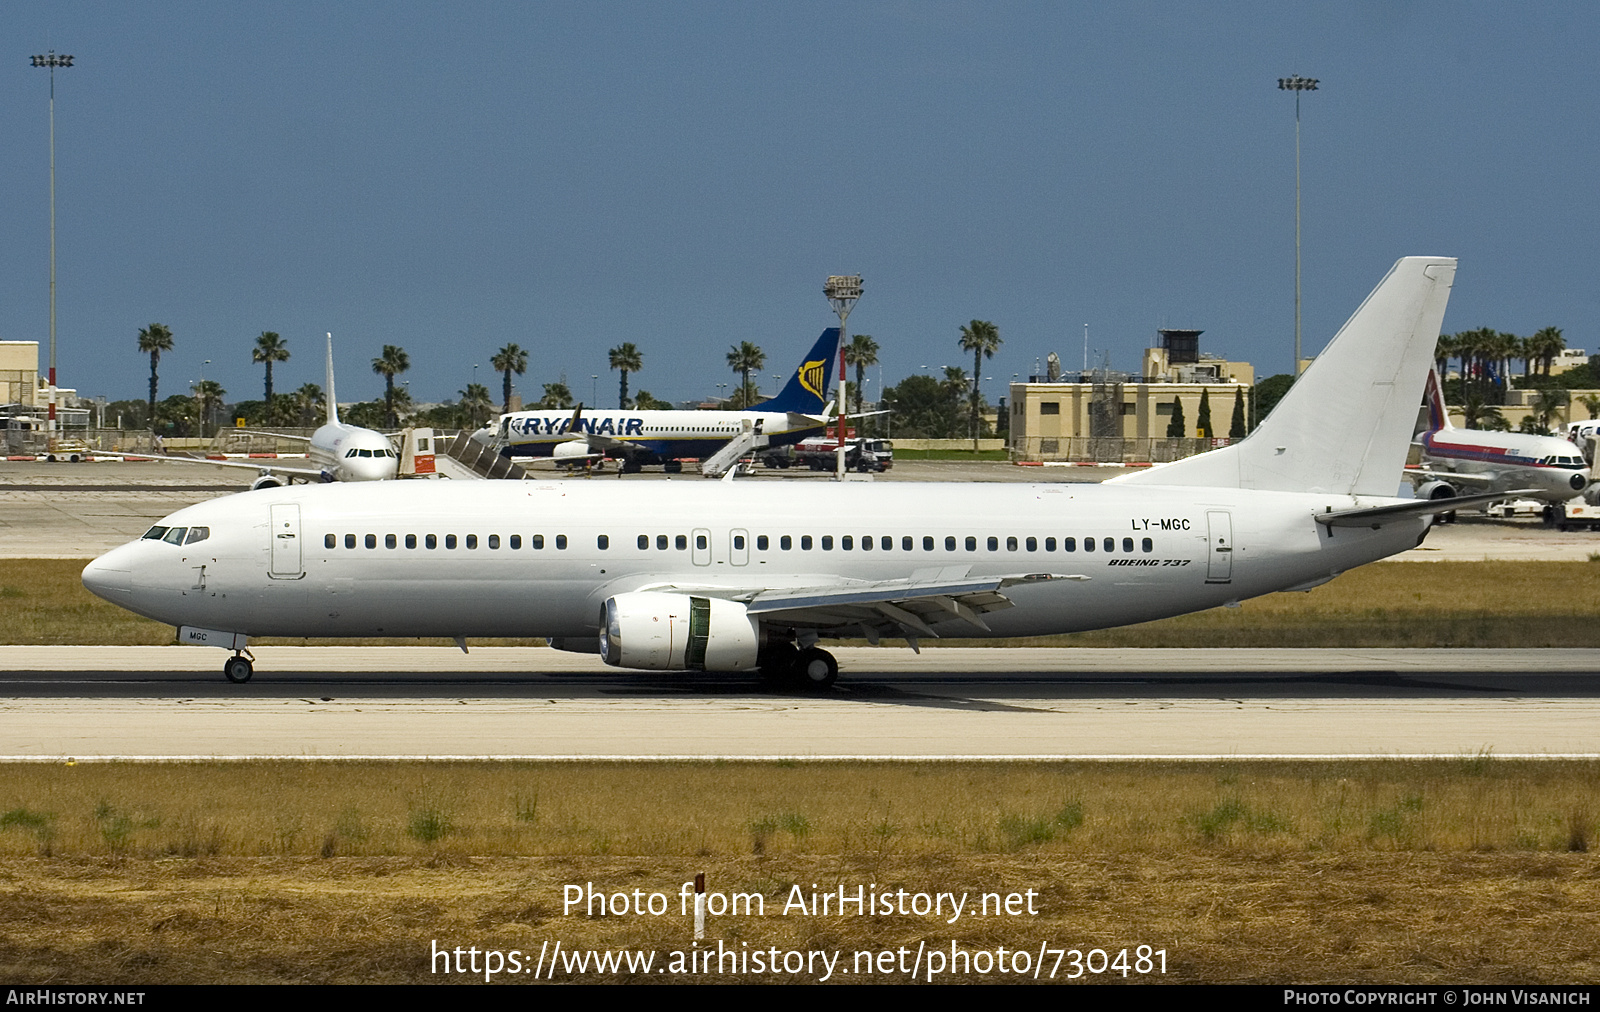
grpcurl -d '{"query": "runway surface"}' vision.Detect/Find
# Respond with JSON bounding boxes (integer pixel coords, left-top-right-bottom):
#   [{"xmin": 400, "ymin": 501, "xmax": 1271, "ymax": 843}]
[{"xmin": 3, "ymin": 647, "xmax": 1598, "ymax": 760}]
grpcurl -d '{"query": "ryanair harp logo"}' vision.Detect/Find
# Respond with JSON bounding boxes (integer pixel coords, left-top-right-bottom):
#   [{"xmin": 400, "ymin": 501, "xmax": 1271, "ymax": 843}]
[{"xmin": 798, "ymin": 359, "xmax": 826, "ymax": 400}]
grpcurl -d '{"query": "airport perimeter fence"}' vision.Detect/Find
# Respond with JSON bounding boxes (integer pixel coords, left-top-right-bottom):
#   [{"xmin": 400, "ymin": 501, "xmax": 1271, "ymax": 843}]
[{"xmin": 1009, "ymin": 435, "xmax": 1230, "ymax": 464}]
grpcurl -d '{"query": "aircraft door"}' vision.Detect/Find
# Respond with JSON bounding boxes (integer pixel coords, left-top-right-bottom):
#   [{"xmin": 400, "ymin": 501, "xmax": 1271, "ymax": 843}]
[
  {"xmin": 692, "ymin": 527, "xmax": 712, "ymax": 567},
  {"xmin": 730, "ymin": 528, "xmax": 749, "ymax": 566},
  {"xmin": 269, "ymin": 504, "xmax": 305, "ymax": 579},
  {"xmin": 1205, "ymin": 510, "xmax": 1233, "ymax": 584}
]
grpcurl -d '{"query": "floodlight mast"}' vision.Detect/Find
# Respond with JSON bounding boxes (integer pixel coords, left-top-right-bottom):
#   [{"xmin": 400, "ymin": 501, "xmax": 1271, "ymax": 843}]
[
  {"xmin": 824, "ymin": 275, "xmax": 863, "ymax": 479},
  {"xmin": 31, "ymin": 51, "xmax": 74, "ymax": 430},
  {"xmin": 1278, "ymin": 75, "xmax": 1318, "ymax": 374}
]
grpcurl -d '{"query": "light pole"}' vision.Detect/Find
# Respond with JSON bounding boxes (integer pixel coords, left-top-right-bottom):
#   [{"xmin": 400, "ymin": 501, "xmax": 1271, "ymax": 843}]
[
  {"xmin": 31, "ymin": 50, "xmax": 74, "ymax": 431},
  {"xmin": 1279, "ymin": 75, "xmax": 1318, "ymax": 374},
  {"xmin": 824, "ymin": 275, "xmax": 863, "ymax": 479}
]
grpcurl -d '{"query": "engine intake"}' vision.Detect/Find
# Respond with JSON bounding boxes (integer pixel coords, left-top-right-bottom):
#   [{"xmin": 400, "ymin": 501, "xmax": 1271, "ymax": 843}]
[{"xmin": 600, "ymin": 592, "xmax": 759, "ymax": 671}]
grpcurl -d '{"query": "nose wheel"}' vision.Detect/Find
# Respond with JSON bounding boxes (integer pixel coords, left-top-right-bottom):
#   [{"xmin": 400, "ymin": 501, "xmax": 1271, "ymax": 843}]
[{"xmin": 223, "ymin": 653, "xmax": 254, "ymax": 683}]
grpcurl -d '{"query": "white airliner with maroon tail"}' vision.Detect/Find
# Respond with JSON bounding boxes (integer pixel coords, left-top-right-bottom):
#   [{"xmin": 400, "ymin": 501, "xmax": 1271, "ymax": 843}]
[{"xmin": 83, "ymin": 258, "xmax": 1507, "ymax": 687}]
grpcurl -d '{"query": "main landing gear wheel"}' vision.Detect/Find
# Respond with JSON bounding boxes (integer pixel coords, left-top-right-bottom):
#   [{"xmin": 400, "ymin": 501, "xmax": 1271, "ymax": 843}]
[
  {"xmin": 223, "ymin": 654, "xmax": 254, "ymax": 683},
  {"xmin": 794, "ymin": 647, "xmax": 838, "ymax": 689}
]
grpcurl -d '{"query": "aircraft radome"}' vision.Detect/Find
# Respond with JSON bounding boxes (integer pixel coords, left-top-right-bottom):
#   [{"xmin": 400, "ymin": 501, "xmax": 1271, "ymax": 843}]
[{"xmin": 84, "ymin": 257, "xmax": 1503, "ymax": 688}]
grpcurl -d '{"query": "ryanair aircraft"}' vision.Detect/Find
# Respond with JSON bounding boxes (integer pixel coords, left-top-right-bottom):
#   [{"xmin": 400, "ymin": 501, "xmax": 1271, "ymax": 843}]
[
  {"xmin": 84, "ymin": 258, "xmax": 1513, "ymax": 689},
  {"xmin": 493, "ymin": 329, "xmax": 838, "ymax": 472}
]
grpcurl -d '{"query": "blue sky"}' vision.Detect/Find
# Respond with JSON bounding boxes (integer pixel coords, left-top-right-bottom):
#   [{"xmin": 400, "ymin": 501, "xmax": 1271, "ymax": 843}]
[{"xmin": 2, "ymin": 2, "xmax": 1596, "ymax": 408}]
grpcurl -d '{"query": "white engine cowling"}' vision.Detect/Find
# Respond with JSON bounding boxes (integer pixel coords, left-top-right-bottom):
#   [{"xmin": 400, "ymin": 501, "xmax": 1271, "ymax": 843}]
[
  {"xmin": 250, "ymin": 474, "xmax": 286, "ymax": 491},
  {"xmin": 1415, "ymin": 479, "xmax": 1457, "ymax": 501},
  {"xmin": 553, "ymin": 440, "xmax": 593, "ymax": 462},
  {"xmin": 600, "ymin": 592, "xmax": 759, "ymax": 671}
]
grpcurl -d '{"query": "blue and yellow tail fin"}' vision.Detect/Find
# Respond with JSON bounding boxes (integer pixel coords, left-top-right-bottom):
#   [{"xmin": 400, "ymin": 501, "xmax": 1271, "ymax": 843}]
[{"xmin": 754, "ymin": 328, "xmax": 839, "ymax": 415}]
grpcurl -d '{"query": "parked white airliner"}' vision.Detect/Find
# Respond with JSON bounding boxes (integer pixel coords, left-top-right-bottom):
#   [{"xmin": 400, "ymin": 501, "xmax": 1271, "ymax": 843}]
[
  {"xmin": 1407, "ymin": 367, "xmax": 1590, "ymax": 507},
  {"xmin": 84, "ymin": 258, "xmax": 1497, "ymax": 687},
  {"xmin": 110, "ymin": 334, "xmax": 401, "ymax": 486}
]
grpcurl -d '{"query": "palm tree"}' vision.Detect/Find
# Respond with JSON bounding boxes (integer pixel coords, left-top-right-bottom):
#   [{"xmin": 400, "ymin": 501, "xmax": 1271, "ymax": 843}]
[
  {"xmin": 609, "ymin": 343, "xmax": 644, "ymax": 409},
  {"xmin": 252, "ymin": 332, "xmax": 290, "ymax": 403},
  {"xmin": 137, "ymin": 324, "xmax": 175, "ymax": 424},
  {"xmin": 1580, "ymin": 394, "xmax": 1600, "ymax": 421},
  {"xmin": 726, "ymin": 342, "xmax": 765, "ymax": 406},
  {"xmin": 632, "ymin": 390, "xmax": 671, "ymax": 410},
  {"xmin": 1528, "ymin": 326, "xmax": 1566, "ymax": 377},
  {"xmin": 844, "ymin": 334, "xmax": 879, "ymax": 414},
  {"xmin": 371, "ymin": 345, "xmax": 410, "ymax": 428},
  {"xmin": 1532, "ymin": 387, "xmax": 1571, "ymax": 432},
  {"xmin": 190, "ymin": 379, "xmax": 225, "ymax": 438},
  {"xmin": 958, "ymin": 320, "xmax": 1001, "ymax": 449},
  {"xmin": 294, "ymin": 383, "xmax": 324, "ymax": 426},
  {"xmin": 538, "ymin": 382, "xmax": 573, "ymax": 409},
  {"xmin": 491, "ymin": 343, "xmax": 528, "ymax": 413},
  {"xmin": 459, "ymin": 383, "xmax": 495, "ymax": 428}
]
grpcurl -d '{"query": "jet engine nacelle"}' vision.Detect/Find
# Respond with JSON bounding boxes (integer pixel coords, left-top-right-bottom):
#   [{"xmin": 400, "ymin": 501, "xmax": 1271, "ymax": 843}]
[
  {"xmin": 553, "ymin": 439, "xmax": 594, "ymax": 462},
  {"xmin": 600, "ymin": 592, "xmax": 759, "ymax": 671},
  {"xmin": 250, "ymin": 474, "xmax": 286, "ymax": 491},
  {"xmin": 1415, "ymin": 479, "xmax": 1457, "ymax": 501}
]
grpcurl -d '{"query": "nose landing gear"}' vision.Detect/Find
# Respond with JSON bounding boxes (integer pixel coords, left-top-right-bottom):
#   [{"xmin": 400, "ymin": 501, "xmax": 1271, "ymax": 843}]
[{"xmin": 223, "ymin": 652, "xmax": 254, "ymax": 683}]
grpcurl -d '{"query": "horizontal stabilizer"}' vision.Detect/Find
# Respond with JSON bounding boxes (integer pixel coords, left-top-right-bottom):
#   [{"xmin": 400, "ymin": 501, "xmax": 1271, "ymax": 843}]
[{"xmin": 1314, "ymin": 490, "xmax": 1538, "ymax": 527}]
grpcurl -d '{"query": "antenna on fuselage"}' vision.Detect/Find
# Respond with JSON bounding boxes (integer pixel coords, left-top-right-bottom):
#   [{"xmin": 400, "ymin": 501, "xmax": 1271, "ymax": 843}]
[{"xmin": 325, "ymin": 333, "xmax": 340, "ymax": 425}]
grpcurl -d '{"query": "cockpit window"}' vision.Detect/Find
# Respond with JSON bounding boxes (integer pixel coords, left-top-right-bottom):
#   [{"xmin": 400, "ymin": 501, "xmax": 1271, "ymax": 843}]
[
  {"xmin": 161, "ymin": 527, "xmax": 188, "ymax": 545},
  {"xmin": 184, "ymin": 527, "xmax": 210, "ymax": 545},
  {"xmin": 345, "ymin": 449, "xmax": 358, "ymax": 458},
  {"xmin": 359, "ymin": 449, "xmax": 373, "ymax": 458},
  {"xmin": 141, "ymin": 526, "xmax": 169, "ymax": 540}
]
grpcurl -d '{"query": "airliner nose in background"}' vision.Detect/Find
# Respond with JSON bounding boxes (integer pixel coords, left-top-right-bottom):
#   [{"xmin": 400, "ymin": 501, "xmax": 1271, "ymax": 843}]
[{"xmin": 86, "ymin": 257, "xmax": 1505, "ymax": 688}]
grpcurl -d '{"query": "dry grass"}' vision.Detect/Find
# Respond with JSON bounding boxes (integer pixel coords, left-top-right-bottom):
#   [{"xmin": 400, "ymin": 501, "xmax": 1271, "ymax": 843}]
[
  {"xmin": 1, "ymin": 761, "xmax": 1598, "ymax": 983},
  {"xmin": 8, "ymin": 558, "xmax": 1600, "ymax": 648}
]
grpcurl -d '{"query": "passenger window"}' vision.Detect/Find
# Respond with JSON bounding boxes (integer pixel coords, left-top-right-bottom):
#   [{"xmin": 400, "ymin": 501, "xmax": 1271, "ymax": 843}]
[
  {"xmin": 781, "ymin": 535, "xmax": 792, "ymax": 550},
  {"xmin": 142, "ymin": 526, "xmax": 169, "ymax": 540},
  {"xmin": 695, "ymin": 534, "xmax": 707, "ymax": 550},
  {"xmin": 657, "ymin": 535, "xmax": 669, "ymax": 550},
  {"xmin": 675, "ymin": 535, "xmax": 686, "ymax": 550},
  {"xmin": 801, "ymin": 536, "xmax": 812, "ymax": 550},
  {"xmin": 1007, "ymin": 537, "xmax": 1018, "ymax": 551},
  {"xmin": 426, "ymin": 534, "xmax": 437, "ymax": 549},
  {"xmin": 511, "ymin": 535, "xmax": 522, "ymax": 549},
  {"xmin": 1084, "ymin": 538, "xmax": 1095, "ymax": 553},
  {"xmin": 489, "ymin": 535, "xmax": 500, "ymax": 549},
  {"xmin": 185, "ymin": 527, "xmax": 209, "ymax": 545},
  {"xmin": 365, "ymin": 534, "xmax": 377, "ymax": 549},
  {"xmin": 1103, "ymin": 538, "xmax": 1114, "ymax": 552},
  {"xmin": 466, "ymin": 535, "xmax": 478, "ymax": 549},
  {"xmin": 162, "ymin": 527, "xmax": 188, "ymax": 545},
  {"xmin": 445, "ymin": 535, "xmax": 457, "ymax": 549},
  {"xmin": 598, "ymin": 535, "xmax": 609, "ymax": 550},
  {"xmin": 533, "ymin": 535, "xmax": 545, "ymax": 549},
  {"xmin": 943, "ymin": 537, "xmax": 954, "ymax": 551},
  {"xmin": 904, "ymin": 536, "xmax": 914, "ymax": 551},
  {"xmin": 1065, "ymin": 537, "xmax": 1076, "ymax": 552},
  {"xmin": 1045, "ymin": 537, "xmax": 1056, "ymax": 551},
  {"xmin": 1142, "ymin": 538, "xmax": 1153, "ymax": 553},
  {"xmin": 756, "ymin": 535, "xmax": 768, "ymax": 551},
  {"xmin": 883, "ymin": 536, "xmax": 893, "ymax": 550},
  {"xmin": 987, "ymin": 537, "xmax": 999, "ymax": 551},
  {"xmin": 638, "ymin": 534, "xmax": 649, "ymax": 550},
  {"xmin": 325, "ymin": 534, "xmax": 335, "ymax": 549},
  {"xmin": 556, "ymin": 535, "xmax": 568, "ymax": 550},
  {"xmin": 346, "ymin": 534, "xmax": 357, "ymax": 549},
  {"xmin": 385, "ymin": 534, "xmax": 397, "ymax": 549},
  {"xmin": 735, "ymin": 535, "xmax": 746, "ymax": 550},
  {"xmin": 843, "ymin": 536, "xmax": 854, "ymax": 550},
  {"xmin": 1122, "ymin": 538, "xmax": 1134, "ymax": 552},
  {"xmin": 1026, "ymin": 537, "xmax": 1037, "ymax": 551},
  {"xmin": 822, "ymin": 536, "xmax": 834, "ymax": 551},
  {"xmin": 406, "ymin": 534, "xmax": 417, "ymax": 549}
]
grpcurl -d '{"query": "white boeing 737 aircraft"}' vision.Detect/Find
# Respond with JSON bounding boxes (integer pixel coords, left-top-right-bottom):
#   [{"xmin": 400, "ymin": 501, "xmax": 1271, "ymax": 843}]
[{"xmin": 84, "ymin": 258, "xmax": 1507, "ymax": 687}]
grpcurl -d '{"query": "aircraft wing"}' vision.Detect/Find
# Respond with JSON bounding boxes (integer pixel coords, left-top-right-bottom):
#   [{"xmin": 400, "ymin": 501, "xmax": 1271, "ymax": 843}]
[
  {"xmin": 637, "ymin": 571, "xmax": 1088, "ymax": 643},
  {"xmin": 90, "ymin": 450, "xmax": 327, "ymax": 481}
]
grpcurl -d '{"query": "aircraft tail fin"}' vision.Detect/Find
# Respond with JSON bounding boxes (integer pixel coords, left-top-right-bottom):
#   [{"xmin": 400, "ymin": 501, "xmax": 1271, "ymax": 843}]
[
  {"xmin": 325, "ymin": 333, "xmax": 340, "ymax": 426},
  {"xmin": 753, "ymin": 328, "xmax": 839, "ymax": 415},
  {"xmin": 1116, "ymin": 256, "xmax": 1457, "ymax": 496},
  {"xmin": 1423, "ymin": 366, "xmax": 1452, "ymax": 431}
]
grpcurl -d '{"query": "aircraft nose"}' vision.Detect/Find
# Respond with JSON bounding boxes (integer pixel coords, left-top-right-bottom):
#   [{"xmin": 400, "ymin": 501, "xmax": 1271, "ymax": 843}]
[{"xmin": 82, "ymin": 543, "xmax": 137, "ymax": 601}]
